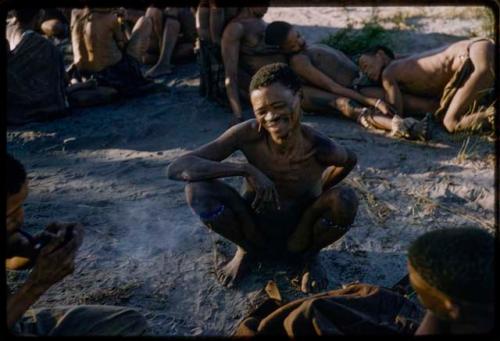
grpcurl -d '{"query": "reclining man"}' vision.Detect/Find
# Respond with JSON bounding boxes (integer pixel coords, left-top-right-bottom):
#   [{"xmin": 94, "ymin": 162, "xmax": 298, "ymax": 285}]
[
  {"xmin": 167, "ymin": 63, "xmax": 359, "ymax": 291},
  {"xmin": 222, "ymin": 4, "xmax": 287, "ymax": 125},
  {"xmin": 265, "ymin": 21, "xmax": 430, "ymax": 140},
  {"xmin": 358, "ymin": 39, "xmax": 495, "ymax": 134},
  {"xmin": 6, "ymin": 154, "xmax": 148, "ymax": 336},
  {"xmin": 71, "ymin": 7, "xmax": 154, "ymax": 97},
  {"xmin": 234, "ymin": 227, "xmax": 494, "ymax": 336}
]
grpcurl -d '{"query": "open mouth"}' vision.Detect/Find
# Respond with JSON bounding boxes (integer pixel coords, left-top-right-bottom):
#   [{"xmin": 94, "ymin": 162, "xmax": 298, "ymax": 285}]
[{"xmin": 265, "ymin": 116, "xmax": 290, "ymax": 132}]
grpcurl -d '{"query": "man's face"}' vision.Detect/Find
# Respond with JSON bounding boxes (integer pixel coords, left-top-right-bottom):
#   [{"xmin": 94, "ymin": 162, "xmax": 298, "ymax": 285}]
[
  {"xmin": 250, "ymin": 82, "xmax": 301, "ymax": 144},
  {"xmin": 252, "ymin": 7, "xmax": 268, "ymax": 18},
  {"xmin": 6, "ymin": 181, "xmax": 28, "ymax": 238},
  {"xmin": 358, "ymin": 51, "xmax": 385, "ymax": 82},
  {"xmin": 408, "ymin": 261, "xmax": 458, "ymax": 321},
  {"xmin": 282, "ymin": 28, "xmax": 306, "ymax": 53}
]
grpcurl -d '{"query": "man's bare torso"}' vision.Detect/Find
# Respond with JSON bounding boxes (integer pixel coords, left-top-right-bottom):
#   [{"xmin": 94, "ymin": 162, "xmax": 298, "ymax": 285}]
[
  {"xmin": 388, "ymin": 39, "xmax": 484, "ymax": 98},
  {"xmin": 71, "ymin": 8, "xmax": 124, "ymax": 73},
  {"xmin": 300, "ymin": 44, "xmax": 359, "ymax": 87},
  {"xmin": 238, "ymin": 120, "xmax": 329, "ymax": 207},
  {"xmin": 233, "ymin": 17, "xmax": 286, "ymax": 74}
]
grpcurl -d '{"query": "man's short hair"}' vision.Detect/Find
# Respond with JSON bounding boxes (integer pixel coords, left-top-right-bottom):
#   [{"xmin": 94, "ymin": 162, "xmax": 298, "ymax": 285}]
[
  {"xmin": 7, "ymin": 153, "xmax": 27, "ymax": 197},
  {"xmin": 265, "ymin": 21, "xmax": 293, "ymax": 47},
  {"xmin": 9, "ymin": 8, "xmax": 41, "ymax": 25},
  {"xmin": 408, "ymin": 227, "xmax": 494, "ymax": 304},
  {"xmin": 362, "ymin": 45, "xmax": 395, "ymax": 59},
  {"xmin": 249, "ymin": 63, "xmax": 302, "ymax": 95}
]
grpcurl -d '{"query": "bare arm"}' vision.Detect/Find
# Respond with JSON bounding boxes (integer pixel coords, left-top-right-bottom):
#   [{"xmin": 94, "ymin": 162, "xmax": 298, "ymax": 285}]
[
  {"xmin": 221, "ymin": 22, "xmax": 244, "ymax": 118},
  {"xmin": 381, "ymin": 66, "xmax": 404, "ymax": 114},
  {"xmin": 167, "ymin": 122, "xmax": 255, "ymax": 182},
  {"xmin": 290, "ymin": 54, "xmax": 381, "ymax": 108},
  {"xmin": 310, "ymin": 129, "xmax": 357, "ymax": 191}
]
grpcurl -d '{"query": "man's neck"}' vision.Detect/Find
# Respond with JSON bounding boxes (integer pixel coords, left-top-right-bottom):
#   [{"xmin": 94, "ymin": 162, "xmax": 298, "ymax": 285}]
[{"xmin": 268, "ymin": 125, "xmax": 302, "ymax": 155}]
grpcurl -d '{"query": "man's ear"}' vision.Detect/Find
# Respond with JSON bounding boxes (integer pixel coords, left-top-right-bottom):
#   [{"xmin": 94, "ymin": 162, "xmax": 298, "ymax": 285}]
[{"xmin": 444, "ymin": 299, "xmax": 460, "ymax": 320}]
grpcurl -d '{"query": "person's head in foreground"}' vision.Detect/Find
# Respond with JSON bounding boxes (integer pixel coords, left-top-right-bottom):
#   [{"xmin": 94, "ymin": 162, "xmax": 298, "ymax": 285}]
[
  {"xmin": 408, "ymin": 227, "xmax": 495, "ymax": 334},
  {"xmin": 265, "ymin": 21, "xmax": 306, "ymax": 54},
  {"xmin": 357, "ymin": 45, "xmax": 395, "ymax": 82},
  {"xmin": 249, "ymin": 62, "xmax": 303, "ymax": 145}
]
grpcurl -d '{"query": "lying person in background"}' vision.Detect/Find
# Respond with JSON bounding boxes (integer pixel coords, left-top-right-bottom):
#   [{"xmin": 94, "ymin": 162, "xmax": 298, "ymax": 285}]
[
  {"xmin": 222, "ymin": 4, "xmax": 287, "ymax": 125},
  {"xmin": 265, "ymin": 21, "xmax": 430, "ymax": 141},
  {"xmin": 168, "ymin": 63, "xmax": 358, "ymax": 291},
  {"xmin": 70, "ymin": 7, "xmax": 154, "ymax": 97},
  {"xmin": 127, "ymin": 6, "xmax": 197, "ymax": 78},
  {"xmin": 233, "ymin": 227, "xmax": 493, "ymax": 336},
  {"xmin": 358, "ymin": 39, "xmax": 495, "ymax": 134},
  {"xmin": 6, "ymin": 154, "xmax": 149, "ymax": 336},
  {"xmin": 6, "ymin": 8, "xmax": 69, "ymax": 125}
]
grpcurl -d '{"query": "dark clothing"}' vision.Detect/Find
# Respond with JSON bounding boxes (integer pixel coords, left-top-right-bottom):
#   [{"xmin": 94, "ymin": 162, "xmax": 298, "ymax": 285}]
[
  {"xmin": 7, "ymin": 29, "xmax": 68, "ymax": 126},
  {"xmin": 234, "ymin": 283, "xmax": 424, "ymax": 336}
]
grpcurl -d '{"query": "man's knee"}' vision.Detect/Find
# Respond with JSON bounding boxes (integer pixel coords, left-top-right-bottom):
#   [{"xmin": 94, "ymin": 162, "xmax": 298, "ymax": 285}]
[
  {"xmin": 325, "ymin": 186, "xmax": 358, "ymax": 227},
  {"xmin": 185, "ymin": 181, "xmax": 227, "ymax": 213}
]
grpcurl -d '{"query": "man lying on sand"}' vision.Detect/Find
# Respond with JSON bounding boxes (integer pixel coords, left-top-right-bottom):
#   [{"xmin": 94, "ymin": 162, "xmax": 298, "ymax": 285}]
[
  {"xmin": 6, "ymin": 154, "xmax": 148, "ymax": 336},
  {"xmin": 168, "ymin": 63, "xmax": 358, "ymax": 291},
  {"xmin": 127, "ymin": 6, "xmax": 196, "ymax": 78},
  {"xmin": 265, "ymin": 21, "xmax": 430, "ymax": 140},
  {"xmin": 6, "ymin": 9, "xmax": 68, "ymax": 125},
  {"xmin": 222, "ymin": 4, "xmax": 287, "ymax": 125},
  {"xmin": 358, "ymin": 39, "xmax": 495, "ymax": 134},
  {"xmin": 71, "ymin": 7, "xmax": 153, "ymax": 97},
  {"xmin": 234, "ymin": 227, "xmax": 494, "ymax": 336}
]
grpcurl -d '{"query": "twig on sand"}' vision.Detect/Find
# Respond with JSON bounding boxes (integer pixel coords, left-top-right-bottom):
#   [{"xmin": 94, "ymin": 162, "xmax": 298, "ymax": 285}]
[
  {"xmin": 344, "ymin": 176, "xmax": 396, "ymax": 226},
  {"xmin": 407, "ymin": 190, "xmax": 494, "ymax": 232}
]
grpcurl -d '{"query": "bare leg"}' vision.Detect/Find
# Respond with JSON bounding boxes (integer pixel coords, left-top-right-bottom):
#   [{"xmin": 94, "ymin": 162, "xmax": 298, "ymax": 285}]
[
  {"xmin": 302, "ymin": 85, "xmax": 394, "ymax": 129},
  {"xmin": 185, "ymin": 180, "xmax": 266, "ymax": 287},
  {"xmin": 145, "ymin": 17, "xmax": 181, "ymax": 78},
  {"xmin": 287, "ymin": 186, "xmax": 358, "ymax": 292},
  {"xmin": 442, "ymin": 41, "xmax": 495, "ymax": 133},
  {"xmin": 360, "ymin": 86, "xmax": 439, "ymax": 117},
  {"xmin": 126, "ymin": 16, "xmax": 153, "ymax": 62}
]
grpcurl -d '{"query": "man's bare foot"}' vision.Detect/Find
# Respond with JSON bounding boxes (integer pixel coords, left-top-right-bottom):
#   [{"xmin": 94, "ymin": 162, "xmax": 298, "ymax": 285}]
[
  {"xmin": 409, "ymin": 113, "xmax": 432, "ymax": 141},
  {"xmin": 300, "ymin": 256, "xmax": 328, "ymax": 293},
  {"xmin": 217, "ymin": 247, "xmax": 249, "ymax": 288},
  {"xmin": 145, "ymin": 63, "xmax": 173, "ymax": 79}
]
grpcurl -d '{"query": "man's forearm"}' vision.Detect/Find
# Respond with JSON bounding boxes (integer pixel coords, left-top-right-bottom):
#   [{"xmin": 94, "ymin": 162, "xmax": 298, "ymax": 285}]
[
  {"xmin": 7, "ymin": 279, "xmax": 47, "ymax": 329},
  {"xmin": 167, "ymin": 155, "xmax": 250, "ymax": 182}
]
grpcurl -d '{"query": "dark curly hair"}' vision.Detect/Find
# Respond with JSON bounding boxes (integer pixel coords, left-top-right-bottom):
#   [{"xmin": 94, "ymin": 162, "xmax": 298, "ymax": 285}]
[
  {"xmin": 6, "ymin": 153, "xmax": 27, "ymax": 197},
  {"xmin": 265, "ymin": 21, "xmax": 293, "ymax": 47},
  {"xmin": 249, "ymin": 63, "xmax": 302, "ymax": 95},
  {"xmin": 408, "ymin": 227, "xmax": 494, "ymax": 304},
  {"xmin": 361, "ymin": 45, "xmax": 395, "ymax": 59}
]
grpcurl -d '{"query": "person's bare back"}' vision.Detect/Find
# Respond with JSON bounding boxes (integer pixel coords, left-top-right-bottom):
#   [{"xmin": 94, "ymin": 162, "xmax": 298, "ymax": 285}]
[{"xmin": 71, "ymin": 8, "xmax": 125, "ymax": 73}]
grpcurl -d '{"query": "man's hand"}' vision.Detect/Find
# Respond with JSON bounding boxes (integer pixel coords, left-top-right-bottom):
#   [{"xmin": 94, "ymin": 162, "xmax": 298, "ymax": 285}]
[
  {"xmin": 245, "ymin": 165, "xmax": 280, "ymax": 212},
  {"xmin": 27, "ymin": 223, "xmax": 84, "ymax": 291},
  {"xmin": 375, "ymin": 99, "xmax": 397, "ymax": 116}
]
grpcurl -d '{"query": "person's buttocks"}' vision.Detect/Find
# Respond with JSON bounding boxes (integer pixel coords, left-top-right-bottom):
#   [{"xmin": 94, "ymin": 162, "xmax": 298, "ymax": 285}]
[{"xmin": 167, "ymin": 63, "xmax": 358, "ymax": 292}]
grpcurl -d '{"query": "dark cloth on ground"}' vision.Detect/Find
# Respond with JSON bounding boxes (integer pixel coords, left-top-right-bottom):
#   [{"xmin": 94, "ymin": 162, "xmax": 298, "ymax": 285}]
[
  {"xmin": 83, "ymin": 54, "xmax": 152, "ymax": 96},
  {"xmin": 11, "ymin": 305, "xmax": 148, "ymax": 336},
  {"xmin": 234, "ymin": 283, "xmax": 424, "ymax": 336},
  {"xmin": 7, "ymin": 30, "xmax": 68, "ymax": 126}
]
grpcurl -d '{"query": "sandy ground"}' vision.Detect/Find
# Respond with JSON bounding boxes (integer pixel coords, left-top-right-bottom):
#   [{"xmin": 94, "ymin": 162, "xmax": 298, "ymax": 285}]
[{"xmin": 6, "ymin": 7, "xmax": 495, "ymax": 336}]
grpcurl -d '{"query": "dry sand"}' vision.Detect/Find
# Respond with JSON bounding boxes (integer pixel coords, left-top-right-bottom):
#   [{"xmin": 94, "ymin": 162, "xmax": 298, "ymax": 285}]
[{"xmin": 7, "ymin": 7, "xmax": 495, "ymax": 336}]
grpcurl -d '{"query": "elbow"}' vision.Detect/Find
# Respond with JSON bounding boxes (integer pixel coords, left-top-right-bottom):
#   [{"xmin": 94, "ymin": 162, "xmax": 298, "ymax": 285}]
[{"xmin": 443, "ymin": 116, "xmax": 458, "ymax": 134}]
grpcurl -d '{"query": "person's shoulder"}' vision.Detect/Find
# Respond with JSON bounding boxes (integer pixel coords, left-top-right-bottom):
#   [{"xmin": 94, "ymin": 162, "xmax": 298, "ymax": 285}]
[
  {"xmin": 224, "ymin": 119, "xmax": 262, "ymax": 143},
  {"xmin": 223, "ymin": 20, "xmax": 244, "ymax": 39}
]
